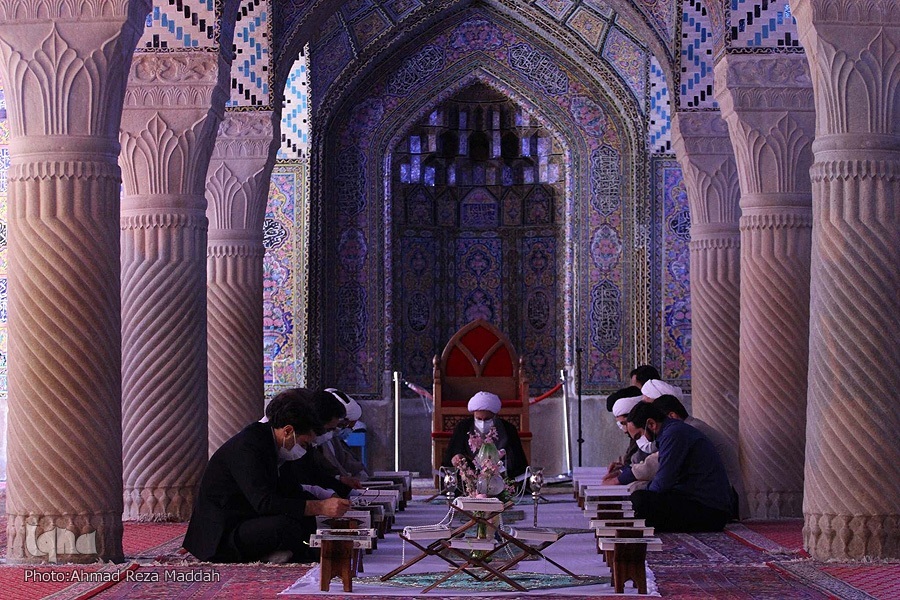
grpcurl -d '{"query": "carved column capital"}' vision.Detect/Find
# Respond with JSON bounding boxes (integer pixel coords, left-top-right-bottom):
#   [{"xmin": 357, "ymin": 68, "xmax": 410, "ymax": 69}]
[
  {"xmin": 120, "ymin": 51, "xmax": 230, "ymax": 198},
  {"xmin": 671, "ymin": 111, "xmax": 742, "ymax": 228},
  {"xmin": 0, "ymin": 3, "xmax": 149, "ymax": 139},
  {"xmin": 792, "ymin": 0, "xmax": 900, "ymax": 143},
  {"xmin": 206, "ymin": 110, "xmax": 276, "ymax": 241},
  {"xmin": 714, "ymin": 53, "xmax": 816, "ymax": 204}
]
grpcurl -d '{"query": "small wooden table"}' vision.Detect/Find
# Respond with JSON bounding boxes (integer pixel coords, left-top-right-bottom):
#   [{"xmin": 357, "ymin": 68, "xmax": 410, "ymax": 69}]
[
  {"xmin": 309, "ymin": 525, "xmax": 375, "ymax": 592},
  {"xmin": 597, "ymin": 535, "xmax": 662, "ymax": 594}
]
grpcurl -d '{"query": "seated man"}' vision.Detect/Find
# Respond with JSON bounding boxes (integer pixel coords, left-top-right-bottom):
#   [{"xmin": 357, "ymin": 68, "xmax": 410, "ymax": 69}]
[
  {"xmin": 442, "ymin": 391, "xmax": 527, "ymax": 479},
  {"xmin": 629, "ymin": 365, "xmax": 661, "ymax": 389},
  {"xmin": 184, "ymin": 388, "xmax": 350, "ymax": 563},
  {"xmin": 281, "ymin": 389, "xmax": 358, "ymax": 498},
  {"xmin": 641, "ymin": 378, "xmax": 684, "ymax": 402},
  {"xmin": 602, "ymin": 391, "xmax": 645, "ymax": 485},
  {"xmin": 319, "ymin": 388, "xmax": 370, "ymax": 482},
  {"xmin": 625, "ymin": 402, "xmax": 732, "ymax": 532},
  {"xmin": 653, "ymin": 394, "xmax": 744, "ymax": 519}
]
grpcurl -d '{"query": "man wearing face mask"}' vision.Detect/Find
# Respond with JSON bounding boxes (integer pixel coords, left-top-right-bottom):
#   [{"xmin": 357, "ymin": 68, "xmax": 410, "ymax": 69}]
[
  {"xmin": 442, "ymin": 391, "xmax": 528, "ymax": 479},
  {"xmin": 183, "ymin": 388, "xmax": 350, "ymax": 564},
  {"xmin": 625, "ymin": 402, "xmax": 732, "ymax": 532},
  {"xmin": 280, "ymin": 389, "xmax": 359, "ymax": 498},
  {"xmin": 602, "ymin": 392, "xmax": 657, "ymax": 486},
  {"xmin": 318, "ymin": 388, "xmax": 370, "ymax": 482}
]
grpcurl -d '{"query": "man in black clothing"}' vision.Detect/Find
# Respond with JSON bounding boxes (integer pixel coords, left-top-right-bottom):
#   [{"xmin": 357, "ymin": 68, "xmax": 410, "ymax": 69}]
[
  {"xmin": 625, "ymin": 402, "xmax": 732, "ymax": 532},
  {"xmin": 183, "ymin": 388, "xmax": 350, "ymax": 563},
  {"xmin": 442, "ymin": 390, "xmax": 528, "ymax": 479}
]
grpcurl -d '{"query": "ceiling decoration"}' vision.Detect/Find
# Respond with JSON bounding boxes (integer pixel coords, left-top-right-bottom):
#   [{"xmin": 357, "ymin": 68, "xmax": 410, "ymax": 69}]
[{"xmin": 309, "ymin": 0, "xmax": 663, "ymax": 117}]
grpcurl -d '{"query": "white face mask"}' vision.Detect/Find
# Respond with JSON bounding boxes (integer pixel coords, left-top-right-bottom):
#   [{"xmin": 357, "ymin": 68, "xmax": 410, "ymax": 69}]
[
  {"xmin": 313, "ymin": 430, "xmax": 334, "ymax": 447},
  {"xmin": 474, "ymin": 418, "xmax": 490, "ymax": 433},
  {"xmin": 336, "ymin": 427, "xmax": 352, "ymax": 442},
  {"xmin": 278, "ymin": 431, "xmax": 307, "ymax": 463},
  {"xmin": 616, "ymin": 421, "xmax": 626, "ymax": 432},
  {"xmin": 637, "ymin": 435, "xmax": 656, "ymax": 454}
]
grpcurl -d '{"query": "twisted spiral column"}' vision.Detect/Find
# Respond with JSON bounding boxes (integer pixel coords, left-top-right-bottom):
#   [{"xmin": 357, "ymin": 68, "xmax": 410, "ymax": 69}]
[
  {"xmin": 793, "ymin": 0, "xmax": 900, "ymax": 559},
  {"xmin": 0, "ymin": 4, "xmax": 149, "ymax": 562},
  {"xmin": 206, "ymin": 111, "xmax": 275, "ymax": 454},
  {"xmin": 672, "ymin": 113, "xmax": 742, "ymax": 443},
  {"xmin": 687, "ymin": 229, "xmax": 740, "ymax": 444},
  {"xmin": 120, "ymin": 213, "xmax": 209, "ymax": 520},
  {"xmin": 715, "ymin": 53, "xmax": 815, "ymax": 518},
  {"xmin": 119, "ymin": 51, "xmax": 230, "ymax": 520}
]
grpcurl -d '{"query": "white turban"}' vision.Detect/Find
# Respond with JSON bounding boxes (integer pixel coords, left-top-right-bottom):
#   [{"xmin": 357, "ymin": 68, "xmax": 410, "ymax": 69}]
[
  {"xmin": 641, "ymin": 379, "xmax": 682, "ymax": 400},
  {"xmin": 612, "ymin": 395, "xmax": 643, "ymax": 417},
  {"xmin": 467, "ymin": 391, "xmax": 501, "ymax": 414},
  {"xmin": 326, "ymin": 388, "xmax": 362, "ymax": 421}
]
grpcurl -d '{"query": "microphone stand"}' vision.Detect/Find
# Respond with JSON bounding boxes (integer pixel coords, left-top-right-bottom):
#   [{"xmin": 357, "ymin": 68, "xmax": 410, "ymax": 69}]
[{"xmin": 575, "ymin": 345, "xmax": 584, "ymax": 467}]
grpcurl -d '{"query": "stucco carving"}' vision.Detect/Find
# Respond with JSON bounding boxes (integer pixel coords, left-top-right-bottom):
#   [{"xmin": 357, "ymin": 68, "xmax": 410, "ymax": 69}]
[
  {"xmin": 793, "ymin": 0, "xmax": 900, "ymax": 560},
  {"xmin": 716, "ymin": 53, "xmax": 815, "ymax": 519},
  {"xmin": 672, "ymin": 111, "xmax": 741, "ymax": 445},
  {"xmin": 118, "ymin": 47, "xmax": 230, "ymax": 521},
  {"xmin": 121, "ymin": 216, "xmax": 208, "ymax": 521},
  {"xmin": 206, "ymin": 109, "xmax": 273, "ymax": 455},
  {"xmin": 0, "ymin": 0, "xmax": 129, "ymax": 20},
  {"xmin": 0, "ymin": 6, "xmax": 145, "ymax": 562},
  {"xmin": 794, "ymin": 0, "xmax": 900, "ymax": 22},
  {"xmin": 793, "ymin": 7, "xmax": 900, "ymax": 136},
  {"xmin": 0, "ymin": 20, "xmax": 142, "ymax": 138}
]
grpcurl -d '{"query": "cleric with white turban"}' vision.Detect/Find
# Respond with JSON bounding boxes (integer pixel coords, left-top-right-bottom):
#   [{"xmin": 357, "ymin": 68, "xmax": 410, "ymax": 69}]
[
  {"xmin": 641, "ymin": 379, "xmax": 684, "ymax": 401},
  {"xmin": 467, "ymin": 390, "xmax": 502, "ymax": 415},
  {"xmin": 442, "ymin": 390, "xmax": 528, "ymax": 478}
]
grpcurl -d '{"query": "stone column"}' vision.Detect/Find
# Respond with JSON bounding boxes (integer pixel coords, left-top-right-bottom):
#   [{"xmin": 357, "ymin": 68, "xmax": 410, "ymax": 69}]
[
  {"xmin": 671, "ymin": 112, "xmax": 741, "ymax": 443},
  {"xmin": 0, "ymin": 2, "xmax": 149, "ymax": 562},
  {"xmin": 791, "ymin": 0, "xmax": 900, "ymax": 560},
  {"xmin": 715, "ymin": 53, "xmax": 815, "ymax": 518},
  {"xmin": 119, "ymin": 52, "xmax": 230, "ymax": 520},
  {"xmin": 206, "ymin": 111, "xmax": 276, "ymax": 454}
]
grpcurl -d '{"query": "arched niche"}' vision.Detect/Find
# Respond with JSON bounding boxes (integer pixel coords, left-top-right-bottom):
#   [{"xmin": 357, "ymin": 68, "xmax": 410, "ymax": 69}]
[
  {"xmin": 311, "ymin": 9, "xmax": 646, "ymax": 396},
  {"xmin": 391, "ymin": 82, "xmax": 568, "ymax": 390}
]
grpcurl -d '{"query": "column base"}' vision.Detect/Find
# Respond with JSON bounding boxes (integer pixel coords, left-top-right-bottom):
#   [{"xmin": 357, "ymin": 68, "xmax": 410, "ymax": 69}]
[
  {"xmin": 123, "ymin": 485, "xmax": 197, "ymax": 522},
  {"xmin": 804, "ymin": 512, "xmax": 900, "ymax": 560},
  {"xmin": 6, "ymin": 512, "xmax": 123, "ymax": 564},
  {"xmin": 748, "ymin": 491, "xmax": 803, "ymax": 519}
]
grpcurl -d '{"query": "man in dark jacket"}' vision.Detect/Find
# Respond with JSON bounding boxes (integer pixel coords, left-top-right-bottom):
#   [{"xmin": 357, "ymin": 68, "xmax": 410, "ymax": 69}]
[
  {"xmin": 625, "ymin": 402, "xmax": 733, "ymax": 532},
  {"xmin": 183, "ymin": 388, "xmax": 349, "ymax": 563},
  {"xmin": 442, "ymin": 391, "xmax": 528, "ymax": 479}
]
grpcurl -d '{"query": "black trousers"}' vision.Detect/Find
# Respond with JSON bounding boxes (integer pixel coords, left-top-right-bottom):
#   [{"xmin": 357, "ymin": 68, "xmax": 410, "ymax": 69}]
[
  {"xmin": 215, "ymin": 514, "xmax": 317, "ymax": 563},
  {"xmin": 631, "ymin": 489, "xmax": 730, "ymax": 532}
]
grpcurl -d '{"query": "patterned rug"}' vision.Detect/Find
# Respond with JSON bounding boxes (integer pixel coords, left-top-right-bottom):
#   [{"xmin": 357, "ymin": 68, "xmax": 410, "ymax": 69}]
[
  {"xmin": 358, "ymin": 570, "xmax": 608, "ymax": 591},
  {"xmin": 771, "ymin": 560, "xmax": 900, "ymax": 600},
  {"xmin": 123, "ymin": 523, "xmax": 188, "ymax": 559},
  {"xmin": 648, "ymin": 531, "xmax": 770, "ymax": 566},
  {"xmin": 736, "ymin": 519, "xmax": 809, "ymax": 555},
  {"xmin": 652, "ymin": 564, "xmax": 831, "ymax": 599}
]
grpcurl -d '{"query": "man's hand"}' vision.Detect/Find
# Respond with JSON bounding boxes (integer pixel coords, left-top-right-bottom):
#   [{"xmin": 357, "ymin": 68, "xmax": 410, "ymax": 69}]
[
  {"xmin": 340, "ymin": 476, "xmax": 363, "ymax": 489},
  {"xmin": 607, "ymin": 460, "xmax": 624, "ymax": 474},
  {"xmin": 306, "ymin": 497, "xmax": 351, "ymax": 517},
  {"xmin": 602, "ymin": 472, "xmax": 621, "ymax": 485}
]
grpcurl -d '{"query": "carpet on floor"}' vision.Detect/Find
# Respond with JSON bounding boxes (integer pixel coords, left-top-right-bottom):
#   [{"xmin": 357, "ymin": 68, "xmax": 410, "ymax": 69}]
[
  {"xmin": 282, "ymin": 497, "xmax": 658, "ymax": 597},
  {"xmin": 771, "ymin": 560, "xmax": 900, "ymax": 600},
  {"xmin": 0, "ymin": 563, "xmax": 125, "ymax": 600},
  {"xmin": 123, "ymin": 523, "xmax": 188, "ymax": 559},
  {"xmin": 651, "ymin": 564, "xmax": 831, "ymax": 599}
]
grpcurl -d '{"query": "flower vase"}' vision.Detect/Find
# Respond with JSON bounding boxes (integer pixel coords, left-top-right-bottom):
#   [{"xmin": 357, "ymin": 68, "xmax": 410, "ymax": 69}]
[{"xmin": 475, "ymin": 441, "xmax": 501, "ymax": 469}]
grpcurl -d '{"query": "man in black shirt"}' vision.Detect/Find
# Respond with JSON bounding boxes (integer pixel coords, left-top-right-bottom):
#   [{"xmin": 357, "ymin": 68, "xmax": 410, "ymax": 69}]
[{"xmin": 184, "ymin": 388, "xmax": 349, "ymax": 563}]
